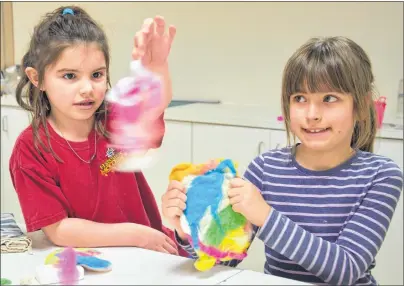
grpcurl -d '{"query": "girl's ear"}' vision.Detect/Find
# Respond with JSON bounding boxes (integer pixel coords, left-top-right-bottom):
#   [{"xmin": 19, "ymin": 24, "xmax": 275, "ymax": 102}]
[{"xmin": 25, "ymin": 67, "xmax": 42, "ymax": 89}]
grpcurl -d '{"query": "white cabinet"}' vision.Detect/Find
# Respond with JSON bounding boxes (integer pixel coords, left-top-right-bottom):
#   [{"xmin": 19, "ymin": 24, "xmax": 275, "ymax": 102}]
[
  {"xmin": 192, "ymin": 123, "xmax": 271, "ymax": 175},
  {"xmin": 142, "ymin": 121, "xmax": 192, "ymax": 225},
  {"xmin": 192, "ymin": 123, "xmax": 269, "ymax": 272},
  {"xmin": 269, "ymin": 129, "xmax": 303, "ymax": 150},
  {"xmin": 374, "ymin": 138, "xmax": 403, "ymax": 170},
  {"xmin": 1, "ymin": 106, "xmax": 31, "ymax": 224},
  {"xmin": 269, "ymin": 129, "xmax": 288, "ymax": 150},
  {"xmin": 372, "ymin": 137, "xmax": 403, "ymax": 286}
]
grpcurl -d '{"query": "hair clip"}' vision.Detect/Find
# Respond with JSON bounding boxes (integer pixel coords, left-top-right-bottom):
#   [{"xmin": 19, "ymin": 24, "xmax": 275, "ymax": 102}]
[{"xmin": 62, "ymin": 8, "xmax": 74, "ymax": 15}]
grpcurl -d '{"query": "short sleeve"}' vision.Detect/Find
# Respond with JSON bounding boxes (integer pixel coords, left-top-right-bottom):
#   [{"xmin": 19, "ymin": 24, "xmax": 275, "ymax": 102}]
[
  {"xmin": 9, "ymin": 135, "xmax": 69, "ymax": 232},
  {"xmin": 243, "ymin": 154, "xmax": 265, "ymax": 191}
]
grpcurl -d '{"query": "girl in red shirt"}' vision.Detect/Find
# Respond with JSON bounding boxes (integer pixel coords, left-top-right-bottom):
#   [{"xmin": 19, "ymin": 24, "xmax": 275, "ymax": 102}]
[{"xmin": 9, "ymin": 5, "xmax": 186, "ymax": 256}]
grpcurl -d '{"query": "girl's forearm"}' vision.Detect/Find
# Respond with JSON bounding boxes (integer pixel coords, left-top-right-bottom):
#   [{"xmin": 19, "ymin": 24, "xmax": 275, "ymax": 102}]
[
  {"xmin": 148, "ymin": 64, "xmax": 173, "ymax": 111},
  {"xmin": 42, "ymin": 217, "xmax": 147, "ymax": 248}
]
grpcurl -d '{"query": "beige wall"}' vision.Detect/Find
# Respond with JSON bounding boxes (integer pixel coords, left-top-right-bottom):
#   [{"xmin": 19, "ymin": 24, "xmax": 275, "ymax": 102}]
[{"xmin": 12, "ymin": 2, "xmax": 403, "ymax": 122}]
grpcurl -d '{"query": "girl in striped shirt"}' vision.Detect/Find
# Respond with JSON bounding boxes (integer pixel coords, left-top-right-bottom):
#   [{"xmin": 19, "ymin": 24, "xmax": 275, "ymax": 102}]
[{"xmin": 161, "ymin": 36, "xmax": 403, "ymax": 285}]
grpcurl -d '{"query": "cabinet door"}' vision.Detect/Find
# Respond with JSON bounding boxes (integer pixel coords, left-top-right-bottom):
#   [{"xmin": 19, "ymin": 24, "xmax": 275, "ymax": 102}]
[
  {"xmin": 373, "ymin": 138, "xmax": 403, "ymax": 170},
  {"xmin": 142, "ymin": 121, "xmax": 192, "ymax": 224},
  {"xmin": 269, "ymin": 129, "xmax": 302, "ymax": 150},
  {"xmin": 1, "ymin": 106, "xmax": 31, "ymax": 223},
  {"xmin": 269, "ymin": 129, "xmax": 288, "ymax": 150},
  {"xmin": 192, "ymin": 123, "xmax": 270, "ymax": 272},
  {"xmin": 372, "ymin": 138, "xmax": 403, "ymax": 285},
  {"xmin": 192, "ymin": 123, "xmax": 270, "ymax": 174}
]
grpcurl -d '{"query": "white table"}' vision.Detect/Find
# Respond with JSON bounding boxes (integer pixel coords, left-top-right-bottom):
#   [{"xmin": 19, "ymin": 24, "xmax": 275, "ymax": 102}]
[
  {"xmin": 218, "ymin": 269, "xmax": 310, "ymax": 285},
  {"xmin": 1, "ymin": 230, "xmax": 310, "ymax": 285},
  {"xmin": 2, "ymin": 247, "xmax": 244, "ymax": 285}
]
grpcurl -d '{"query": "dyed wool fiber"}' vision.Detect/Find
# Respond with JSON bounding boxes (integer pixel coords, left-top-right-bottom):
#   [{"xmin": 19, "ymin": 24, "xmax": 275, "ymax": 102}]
[{"xmin": 169, "ymin": 159, "xmax": 253, "ymax": 271}]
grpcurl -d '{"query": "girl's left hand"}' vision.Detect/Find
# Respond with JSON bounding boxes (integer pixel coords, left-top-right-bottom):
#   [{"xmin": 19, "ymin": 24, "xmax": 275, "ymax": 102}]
[
  {"xmin": 132, "ymin": 16, "xmax": 176, "ymax": 70},
  {"xmin": 228, "ymin": 178, "xmax": 271, "ymax": 227}
]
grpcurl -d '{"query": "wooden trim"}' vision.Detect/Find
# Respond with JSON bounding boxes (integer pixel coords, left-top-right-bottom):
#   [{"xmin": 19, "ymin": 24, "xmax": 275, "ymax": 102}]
[{"xmin": 1, "ymin": 2, "xmax": 14, "ymax": 70}]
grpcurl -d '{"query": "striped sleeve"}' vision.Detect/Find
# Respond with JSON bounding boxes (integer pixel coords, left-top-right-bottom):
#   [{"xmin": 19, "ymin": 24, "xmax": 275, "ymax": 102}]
[
  {"xmin": 243, "ymin": 154, "xmax": 265, "ymax": 190},
  {"xmin": 174, "ymin": 230, "xmax": 199, "ymax": 259},
  {"xmin": 253, "ymin": 160, "xmax": 403, "ymax": 285}
]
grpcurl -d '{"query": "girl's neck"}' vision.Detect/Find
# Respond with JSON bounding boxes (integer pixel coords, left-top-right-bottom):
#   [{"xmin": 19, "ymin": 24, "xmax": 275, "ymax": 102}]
[
  {"xmin": 48, "ymin": 113, "xmax": 95, "ymax": 142},
  {"xmin": 295, "ymin": 143, "xmax": 355, "ymax": 171}
]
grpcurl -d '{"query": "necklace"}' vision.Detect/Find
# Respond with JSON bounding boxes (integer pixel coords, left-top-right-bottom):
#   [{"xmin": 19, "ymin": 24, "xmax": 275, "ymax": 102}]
[{"xmin": 59, "ymin": 127, "xmax": 97, "ymax": 164}]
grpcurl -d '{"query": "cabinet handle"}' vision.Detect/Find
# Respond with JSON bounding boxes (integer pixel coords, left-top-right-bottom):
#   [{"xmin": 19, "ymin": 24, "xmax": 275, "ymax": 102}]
[
  {"xmin": 2, "ymin": 115, "xmax": 8, "ymax": 132},
  {"xmin": 258, "ymin": 141, "xmax": 265, "ymax": 155}
]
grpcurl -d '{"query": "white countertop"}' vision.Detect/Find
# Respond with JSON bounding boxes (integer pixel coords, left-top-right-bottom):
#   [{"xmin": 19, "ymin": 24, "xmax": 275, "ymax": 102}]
[
  {"xmin": 0, "ymin": 230, "xmax": 310, "ymax": 285},
  {"xmin": 166, "ymin": 102, "xmax": 285, "ymax": 130},
  {"xmin": 165, "ymin": 103, "xmax": 404, "ymax": 140},
  {"xmin": 1, "ymin": 93, "xmax": 20, "ymax": 107}
]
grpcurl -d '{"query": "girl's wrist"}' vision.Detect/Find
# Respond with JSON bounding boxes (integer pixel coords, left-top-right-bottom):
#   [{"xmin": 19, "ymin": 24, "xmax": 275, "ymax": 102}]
[
  {"xmin": 145, "ymin": 63, "xmax": 169, "ymax": 76},
  {"xmin": 258, "ymin": 204, "xmax": 272, "ymax": 227}
]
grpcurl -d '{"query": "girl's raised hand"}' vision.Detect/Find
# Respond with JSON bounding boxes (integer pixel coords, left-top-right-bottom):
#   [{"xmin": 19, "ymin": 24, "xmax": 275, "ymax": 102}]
[{"xmin": 132, "ymin": 16, "xmax": 176, "ymax": 70}]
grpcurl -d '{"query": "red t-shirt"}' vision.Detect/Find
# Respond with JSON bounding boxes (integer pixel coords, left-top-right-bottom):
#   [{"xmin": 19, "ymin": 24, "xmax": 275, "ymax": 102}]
[{"xmin": 9, "ymin": 118, "xmax": 187, "ymax": 257}]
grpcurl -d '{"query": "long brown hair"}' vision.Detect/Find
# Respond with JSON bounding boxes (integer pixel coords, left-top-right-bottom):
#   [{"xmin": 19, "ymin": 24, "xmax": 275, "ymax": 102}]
[
  {"xmin": 281, "ymin": 36, "xmax": 377, "ymax": 152},
  {"xmin": 15, "ymin": 6, "xmax": 111, "ymax": 161}
]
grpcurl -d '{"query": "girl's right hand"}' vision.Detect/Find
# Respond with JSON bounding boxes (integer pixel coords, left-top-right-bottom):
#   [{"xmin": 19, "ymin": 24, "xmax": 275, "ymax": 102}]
[
  {"xmin": 139, "ymin": 226, "xmax": 179, "ymax": 255},
  {"xmin": 161, "ymin": 180, "xmax": 187, "ymax": 237}
]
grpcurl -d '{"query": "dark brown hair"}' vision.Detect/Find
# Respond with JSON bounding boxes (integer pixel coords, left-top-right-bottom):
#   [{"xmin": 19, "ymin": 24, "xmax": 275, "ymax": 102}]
[
  {"xmin": 15, "ymin": 6, "xmax": 111, "ymax": 160},
  {"xmin": 281, "ymin": 36, "xmax": 377, "ymax": 152}
]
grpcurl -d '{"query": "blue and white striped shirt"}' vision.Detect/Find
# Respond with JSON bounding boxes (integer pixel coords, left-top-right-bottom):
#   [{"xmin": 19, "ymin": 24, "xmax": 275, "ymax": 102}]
[{"xmin": 177, "ymin": 147, "xmax": 403, "ymax": 285}]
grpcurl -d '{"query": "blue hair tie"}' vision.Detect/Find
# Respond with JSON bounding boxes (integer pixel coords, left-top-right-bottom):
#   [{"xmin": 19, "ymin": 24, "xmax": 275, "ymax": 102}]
[{"xmin": 62, "ymin": 8, "xmax": 74, "ymax": 15}]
